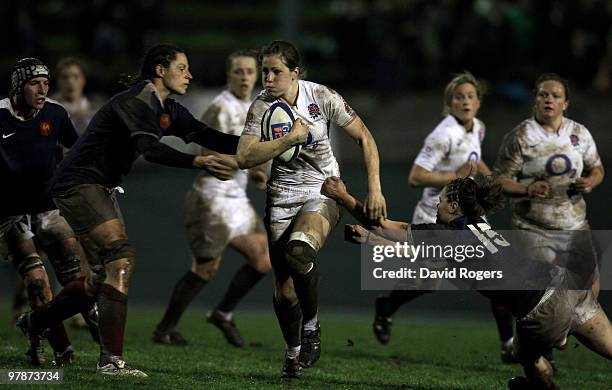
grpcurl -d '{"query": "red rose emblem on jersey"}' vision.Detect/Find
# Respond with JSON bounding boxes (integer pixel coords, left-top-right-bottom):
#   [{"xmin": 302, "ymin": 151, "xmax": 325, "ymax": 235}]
[
  {"xmin": 160, "ymin": 113, "xmax": 171, "ymax": 129},
  {"xmin": 39, "ymin": 121, "xmax": 52, "ymax": 136},
  {"xmin": 308, "ymin": 103, "xmax": 321, "ymax": 120}
]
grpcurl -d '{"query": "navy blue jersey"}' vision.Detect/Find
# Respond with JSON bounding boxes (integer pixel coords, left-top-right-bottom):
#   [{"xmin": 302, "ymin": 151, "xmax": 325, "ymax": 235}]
[
  {"xmin": 412, "ymin": 216, "xmax": 547, "ymax": 318},
  {"xmin": 0, "ymin": 98, "xmax": 78, "ymax": 217},
  {"xmin": 53, "ymin": 81, "xmax": 239, "ymax": 193}
]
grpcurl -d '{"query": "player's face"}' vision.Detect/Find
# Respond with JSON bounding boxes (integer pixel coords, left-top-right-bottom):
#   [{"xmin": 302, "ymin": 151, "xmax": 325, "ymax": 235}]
[
  {"xmin": 162, "ymin": 52, "xmax": 193, "ymax": 95},
  {"xmin": 261, "ymin": 55, "xmax": 297, "ymax": 97},
  {"xmin": 23, "ymin": 77, "xmax": 49, "ymax": 110},
  {"xmin": 534, "ymin": 80, "xmax": 568, "ymax": 123},
  {"xmin": 449, "ymin": 83, "xmax": 480, "ymax": 127},
  {"xmin": 436, "ymin": 190, "xmax": 448, "ymax": 224},
  {"xmin": 227, "ymin": 56, "xmax": 257, "ymax": 101},
  {"xmin": 58, "ymin": 64, "xmax": 86, "ymax": 100}
]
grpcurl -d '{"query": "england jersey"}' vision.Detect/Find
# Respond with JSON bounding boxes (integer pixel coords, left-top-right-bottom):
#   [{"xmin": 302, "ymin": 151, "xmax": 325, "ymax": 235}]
[
  {"xmin": 193, "ymin": 90, "xmax": 251, "ymax": 198},
  {"xmin": 494, "ymin": 117, "xmax": 601, "ymax": 230},
  {"xmin": 413, "ymin": 115, "xmax": 485, "ymax": 211},
  {"xmin": 242, "ymin": 80, "xmax": 355, "ymax": 190}
]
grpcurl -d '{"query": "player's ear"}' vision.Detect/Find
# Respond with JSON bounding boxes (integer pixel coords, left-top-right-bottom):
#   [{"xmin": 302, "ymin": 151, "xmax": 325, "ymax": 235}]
[
  {"xmin": 450, "ymin": 201, "xmax": 461, "ymax": 215},
  {"xmin": 155, "ymin": 64, "xmax": 165, "ymax": 78}
]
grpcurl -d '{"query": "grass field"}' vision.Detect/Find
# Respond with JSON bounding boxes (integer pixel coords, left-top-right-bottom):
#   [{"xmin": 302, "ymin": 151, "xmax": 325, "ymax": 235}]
[{"xmin": 0, "ymin": 306, "xmax": 610, "ymax": 389}]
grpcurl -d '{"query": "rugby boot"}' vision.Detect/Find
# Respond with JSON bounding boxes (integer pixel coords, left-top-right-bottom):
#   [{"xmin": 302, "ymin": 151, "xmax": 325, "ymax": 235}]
[
  {"xmin": 96, "ymin": 359, "xmax": 148, "ymax": 377},
  {"xmin": 16, "ymin": 312, "xmax": 47, "ymax": 366},
  {"xmin": 373, "ymin": 297, "xmax": 393, "ymax": 345},
  {"xmin": 280, "ymin": 355, "xmax": 301, "ymax": 382},
  {"xmin": 207, "ymin": 311, "xmax": 245, "ymax": 347},
  {"xmin": 299, "ymin": 323, "xmax": 321, "ymax": 368},
  {"xmin": 152, "ymin": 327, "xmax": 188, "ymax": 346},
  {"xmin": 53, "ymin": 345, "xmax": 75, "ymax": 366}
]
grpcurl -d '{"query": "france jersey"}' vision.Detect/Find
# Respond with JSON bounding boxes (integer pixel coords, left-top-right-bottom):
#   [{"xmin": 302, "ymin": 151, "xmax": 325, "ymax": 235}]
[
  {"xmin": 494, "ymin": 117, "xmax": 601, "ymax": 230},
  {"xmin": 0, "ymin": 98, "xmax": 77, "ymax": 217}
]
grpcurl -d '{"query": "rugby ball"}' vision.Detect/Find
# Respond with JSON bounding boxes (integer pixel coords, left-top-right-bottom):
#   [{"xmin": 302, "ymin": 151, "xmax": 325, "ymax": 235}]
[{"xmin": 262, "ymin": 102, "xmax": 301, "ymax": 163}]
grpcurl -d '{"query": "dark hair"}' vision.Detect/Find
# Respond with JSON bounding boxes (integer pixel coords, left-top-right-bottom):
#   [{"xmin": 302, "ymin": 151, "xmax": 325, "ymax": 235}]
[
  {"xmin": 56, "ymin": 57, "xmax": 87, "ymax": 77},
  {"xmin": 225, "ymin": 50, "xmax": 258, "ymax": 73},
  {"xmin": 119, "ymin": 43, "xmax": 186, "ymax": 87},
  {"xmin": 259, "ymin": 40, "xmax": 304, "ymax": 77},
  {"xmin": 533, "ymin": 73, "xmax": 570, "ymax": 101},
  {"xmin": 445, "ymin": 176, "xmax": 505, "ymax": 219}
]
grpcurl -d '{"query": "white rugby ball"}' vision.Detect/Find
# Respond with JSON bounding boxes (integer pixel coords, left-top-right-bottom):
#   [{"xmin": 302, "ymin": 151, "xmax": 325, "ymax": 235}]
[{"xmin": 262, "ymin": 102, "xmax": 301, "ymax": 163}]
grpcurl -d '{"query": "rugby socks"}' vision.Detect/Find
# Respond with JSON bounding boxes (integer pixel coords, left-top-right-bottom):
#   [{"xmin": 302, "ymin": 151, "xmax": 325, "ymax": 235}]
[
  {"xmin": 30, "ymin": 277, "xmax": 94, "ymax": 332},
  {"xmin": 491, "ymin": 302, "xmax": 514, "ymax": 343},
  {"xmin": 47, "ymin": 323, "xmax": 72, "ymax": 354},
  {"xmin": 216, "ymin": 264, "xmax": 265, "ymax": 313},
  {"xmin": 273, "ymin": 297, "xmax": 302, "ymax": 348},
  {"xmin": 286, "ymin": 345, "xmax": 301, "ymax": 359},
  {"xmin": 292, "ymin": 263, "xmax": 320, "ymax": 327},
  {"xmin": 157, "ymin": 271, "xmax": 206, "ymax": 331},
  {"xmin": 379, "ymin": 290, "xmax": 429, "ymax": 318},
  {"xmin": 98, "ymin": 283, "xmax": 128, "ymax": 361}
]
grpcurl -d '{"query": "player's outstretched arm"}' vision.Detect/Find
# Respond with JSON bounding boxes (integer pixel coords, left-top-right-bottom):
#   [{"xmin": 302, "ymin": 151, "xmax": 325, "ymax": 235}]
[
  {"xmin": 341, "ymin": 116, "xmax": 386, "ymax": 221},
  {"xmin": 408, "ymin": 161, "xmax": 477, "ymax": 188},
  {"xmin": 134, "ymin": 135, "xmax": 235, "ymax": 180},
  {"xmin": 323, "ymin": 177, "xmax": 410, "ymax": 240},
  {"xmin": 236, "ymin": 119, "xmax": 308, "ymax": 169}
]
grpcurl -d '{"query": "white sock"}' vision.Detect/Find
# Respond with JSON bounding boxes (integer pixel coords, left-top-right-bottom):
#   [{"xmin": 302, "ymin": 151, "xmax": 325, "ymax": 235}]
[
  {"xmin": 502, "ymin": 337, "xmax": 514, "ymax": 349},
  {"xmin": 215, "ymin": 309, "xmax": 232, "ymax": 321},
  {"xmin": 286, "ymin": 345, "xmax": 301, "ymax": 359},
  {"xmin": 303, "ymin": 313, "xmax": 319, "ymax": 331}
]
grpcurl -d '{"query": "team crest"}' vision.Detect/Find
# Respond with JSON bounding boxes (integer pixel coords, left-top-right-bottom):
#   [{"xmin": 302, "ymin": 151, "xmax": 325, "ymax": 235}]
[
  {"xmin": 39, "ymin": 121, "xmax": 52, "ymax": 136},
  {"xmin": 570, "ymin": 134, "xmax": 579, "ymax": 146},
  {"xmin": 160, "ymin": 113, "xmax": 171, "ymax": 129},
  {"xmin": 308, "ymin": 103, "xmax": 321, "ymax": 120}
]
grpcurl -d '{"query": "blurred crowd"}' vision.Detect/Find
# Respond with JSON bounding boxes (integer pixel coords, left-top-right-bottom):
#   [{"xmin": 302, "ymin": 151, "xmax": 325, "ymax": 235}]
[{"xmin": 2, "ymin": 0, "xmax": 611, "ymax": 103}]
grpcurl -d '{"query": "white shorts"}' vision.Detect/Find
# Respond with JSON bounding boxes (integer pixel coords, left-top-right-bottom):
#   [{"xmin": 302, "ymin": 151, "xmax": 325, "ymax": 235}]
[
  {"xmin": 184, "ymin": 189, "xmax": 264, "ymax": 259},
  {"xmin": 265, "ymin": 183, "xmax": 342, "ymax": 243},
  {"xmin": 514, "ymin": 288, "xmax": 602, "ymax": 361}
]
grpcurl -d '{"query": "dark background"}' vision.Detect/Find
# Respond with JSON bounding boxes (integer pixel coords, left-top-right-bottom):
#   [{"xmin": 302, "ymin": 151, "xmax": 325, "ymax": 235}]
[{"xmin": 1, "ymin": 0, "xmax": 611, "ymax": 315}]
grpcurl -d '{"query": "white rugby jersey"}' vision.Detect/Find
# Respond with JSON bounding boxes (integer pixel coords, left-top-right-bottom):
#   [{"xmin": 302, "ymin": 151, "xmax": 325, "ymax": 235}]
[
  {"xmin": 413, "ymin": 115, "xmax": 485, "ymax": 208},
  {"xmin": 193, "ymin": 90, "xmax": 251, "ymax": 198},
  {"xmin": 494, "ymin": 117, "xmax": 601, "ymax": 230},
  {"xmin": 242, "ymin": 80, "xmax": 355, "ymax": 188}
]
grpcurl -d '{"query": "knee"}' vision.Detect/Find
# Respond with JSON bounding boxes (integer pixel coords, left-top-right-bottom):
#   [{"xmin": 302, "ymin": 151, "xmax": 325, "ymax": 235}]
[
  {"xmin": 192, "ymin": 258, "xmax": 220, "ymax": 280},
  {"xmin": 285, "ymin": 234, "xmax": 318, "ymax": 275},
  {"xmin": 99, "ymin": 239, "xmax": 136, "ymax": 265},
  {"xmin": 53, "ymin": 255, "xmax": 82, "ymax": 286},
  {"xmin": 253, "ymin": 260, "xmax": 272, "ymax": 274},
  {"xmin": 14, "ymin": 253, "xmax": 45, "ymax": 279},
  {"xmin": 105, "ymin": 257, "xmax": 135, "ymax": 280}
]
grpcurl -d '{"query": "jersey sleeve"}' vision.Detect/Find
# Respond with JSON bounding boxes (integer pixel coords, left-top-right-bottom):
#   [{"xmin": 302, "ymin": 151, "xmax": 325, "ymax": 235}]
[
  {"xmin": 166, "ymin": 102, "xmax": 239, "ymax": 154},
  {"xmin": 493, "ymin": 130, "xmax": 524, "ymax": 178},
  {"xmin": 581, "ymin": 127, "xmax": 602, "ymax": 170},
  {"xmin": 113, "ymin": 97, "xmax": 161, "ymax": 140},
  {"xmin": 322, "ymin": 87, "xmax": 356, "ymax": 128},
  {"xmin": 201, "ymin": 101, "xmax": 230, "ymax": 135},
  {"xmin": 58, "ymin": 109, "xmax": 79, "ymax": 148},
  {"xmin": 477, "ymin": 119, "xmax": 486, "ymax": 144},
  {"xmin": 413, "ymin": 128, "xmax": 451, "ymax": 171},
  {"xmin": 242, "ymin": 99, "xmax": 268, "ymax": 138}
]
